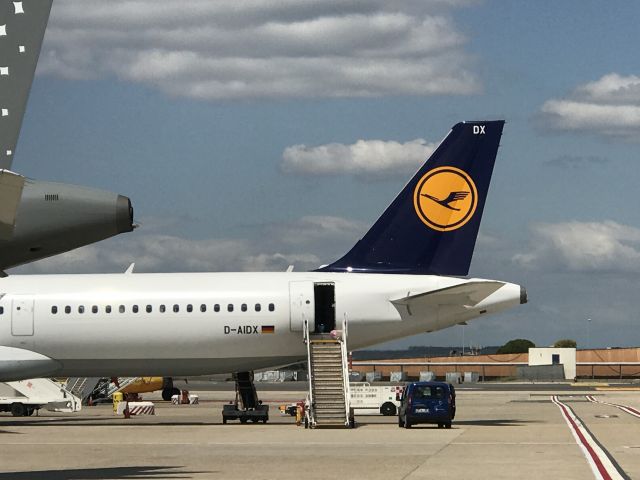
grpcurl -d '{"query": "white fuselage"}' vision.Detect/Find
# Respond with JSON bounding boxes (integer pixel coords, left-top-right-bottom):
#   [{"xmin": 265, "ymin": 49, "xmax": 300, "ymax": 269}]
[{"xmin": 0, "ymin": 272, "xmax": 522, "ymax": 381}]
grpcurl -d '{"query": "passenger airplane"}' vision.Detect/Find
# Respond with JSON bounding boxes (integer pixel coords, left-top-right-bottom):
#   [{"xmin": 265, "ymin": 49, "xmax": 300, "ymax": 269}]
[
  {"xmin": 0, "ymin": 0, "xmax": 134, "ymax": 273},
  {"xmin": 0, "ymin": 121, "xmax": 526, "ymax": 382}
]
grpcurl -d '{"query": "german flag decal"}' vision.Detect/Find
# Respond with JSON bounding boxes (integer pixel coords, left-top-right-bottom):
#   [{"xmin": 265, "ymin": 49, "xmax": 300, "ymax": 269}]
[{"xmin": 261, "ymin": 325, "xmax": 275, "ymax": 334}]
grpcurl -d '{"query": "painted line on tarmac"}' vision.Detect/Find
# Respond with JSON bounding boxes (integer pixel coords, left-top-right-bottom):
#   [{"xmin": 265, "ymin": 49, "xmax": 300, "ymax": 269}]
[
  {"xmin": 551, "ymin": 395, "xmax": 628, "ymax": 480},
  {"xmin": 586, "ymin": 395, "xmax": 640, "ymax": 419}
]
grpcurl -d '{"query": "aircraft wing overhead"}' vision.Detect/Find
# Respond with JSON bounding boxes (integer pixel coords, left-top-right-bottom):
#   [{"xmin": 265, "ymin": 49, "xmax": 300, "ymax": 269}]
[
  {"xmin": 391, "ymin": 281, "xmax": 506, "ymax": 308},
  {"xmin": 0, "ymin": 0, "xmax": 53, "ymax": 168}
]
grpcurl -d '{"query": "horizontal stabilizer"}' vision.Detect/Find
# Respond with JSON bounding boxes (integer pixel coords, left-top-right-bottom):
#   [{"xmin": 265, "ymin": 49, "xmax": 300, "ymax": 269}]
[{"xmin": 391, "ymin": 281, "xmax": 505, "ymax": 308}]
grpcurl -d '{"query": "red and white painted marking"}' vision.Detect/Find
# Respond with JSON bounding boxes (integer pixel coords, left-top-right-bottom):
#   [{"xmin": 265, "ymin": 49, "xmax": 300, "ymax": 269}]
[
  {"xmin": 551, "ymin": 396, "xmax": 627, "ymax": 480},
  {"xmin": 128, "ymin": 402, "xmax": 155, "ymax": 415},
  {"xmin": 586, "ymin": 395, "xmax": 640, "ymax": 419}
]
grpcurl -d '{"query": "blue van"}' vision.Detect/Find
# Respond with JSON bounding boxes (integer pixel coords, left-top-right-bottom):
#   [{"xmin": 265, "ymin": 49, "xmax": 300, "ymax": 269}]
[{"xmin": 398, "ymin": 382, "xmax": 456, "ymax": 429}]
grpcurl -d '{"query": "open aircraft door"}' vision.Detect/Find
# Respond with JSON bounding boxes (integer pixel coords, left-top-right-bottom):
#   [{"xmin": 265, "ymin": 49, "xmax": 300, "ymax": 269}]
[
  {"xmin": 289, "ymin": 281, "xmax": 314, "ymax": 332},
  {"xmin": 11, "ymin": 296, "xmax": 34, "ymax": 336}
]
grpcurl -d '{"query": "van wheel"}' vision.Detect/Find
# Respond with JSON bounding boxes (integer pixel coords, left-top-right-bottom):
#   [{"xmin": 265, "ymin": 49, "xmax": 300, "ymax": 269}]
[
  {"xmin": 404, "ymin": 417, "xmax": 412, "ymax": 429},
  {"xmin": 445, "ymin": 422, "xmax": 452, "ymax": 429},
  {"xmin": 380, "ymin": 402, "xmax": 397, "ymax": 416},
  {"xmin": 438, "ymin": 423, "xmax": 443, "ymax": 429},
  {"xmin": 11, "ymin": 403, "xmax": 26, "ymax": 417}
]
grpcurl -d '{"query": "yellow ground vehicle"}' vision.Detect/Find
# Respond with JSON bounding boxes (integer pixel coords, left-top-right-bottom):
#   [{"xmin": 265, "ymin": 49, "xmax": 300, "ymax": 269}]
[{"xmin": 120, "ymin": 377, "xmax": 180, "ymax": 400}]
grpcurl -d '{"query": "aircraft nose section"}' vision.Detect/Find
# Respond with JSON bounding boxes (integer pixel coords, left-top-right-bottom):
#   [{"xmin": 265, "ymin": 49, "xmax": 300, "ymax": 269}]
[{"xmin": 520, "ymin": 286, "xmax": 528, "ymax": 305}]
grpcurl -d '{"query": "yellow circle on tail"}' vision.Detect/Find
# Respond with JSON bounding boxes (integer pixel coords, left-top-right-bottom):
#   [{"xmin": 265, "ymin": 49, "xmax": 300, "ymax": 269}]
[{"xmin": 413, "ymin": 166, "xmax": 478, "ymax": 232}]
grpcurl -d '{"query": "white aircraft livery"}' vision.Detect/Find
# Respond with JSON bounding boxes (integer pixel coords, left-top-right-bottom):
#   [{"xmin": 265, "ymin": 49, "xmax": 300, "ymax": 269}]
[{"xmin": 0, "ymin": 121, "xmax": 526, "ymax": 382}]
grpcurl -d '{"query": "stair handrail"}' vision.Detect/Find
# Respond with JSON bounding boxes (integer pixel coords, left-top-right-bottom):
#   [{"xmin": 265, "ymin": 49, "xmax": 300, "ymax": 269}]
[
  {"xmin": 106, "ymin": 377, "xmax": 140, "ymax": 397},
  {"xmin": 340, "ymin": 312, "xmax": 351, "ymax": 426},
  {"xmin": 303, "ymin": 315, "xmax": 315, "ymax": 427}
]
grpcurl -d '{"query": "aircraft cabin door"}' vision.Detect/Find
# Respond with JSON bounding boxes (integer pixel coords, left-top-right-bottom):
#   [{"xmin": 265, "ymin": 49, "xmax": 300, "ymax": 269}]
[
  {"xmin": 289, "ymin": 281, "xmax": 314, "ymax": 332},
  {"xmin": 314, "ymin": 282, "xmax": 335, "ymax": 334},
  {"xmin": 11, "ymin": 296, "xmax": 34, "ymax": 336}
]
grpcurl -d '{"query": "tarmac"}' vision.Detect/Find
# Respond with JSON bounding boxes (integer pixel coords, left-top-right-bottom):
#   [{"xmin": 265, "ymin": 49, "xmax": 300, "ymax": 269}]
[{"xmin": 0, "ymin": 384, "xmax": 638, "ymax": 480}]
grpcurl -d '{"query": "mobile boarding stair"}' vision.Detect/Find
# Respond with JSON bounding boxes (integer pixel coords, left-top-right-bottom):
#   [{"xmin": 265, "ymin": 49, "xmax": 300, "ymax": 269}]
[
  {"xmin": 304, "ymin": 315, "xmax": 354, "ymax": 428},
  {"xmin": 0, "ymin": 378, "xmax": 81, "ymax": 416},
  {"xmin": 66, "ymin": 377, "xmax": 140, "ymax": 404}
]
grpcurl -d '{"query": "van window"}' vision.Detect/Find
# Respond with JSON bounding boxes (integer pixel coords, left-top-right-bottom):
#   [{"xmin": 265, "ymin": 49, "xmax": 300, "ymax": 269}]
[{"xmin": 414, "ymin": 385, "xmax": 445, "ymax": 400}]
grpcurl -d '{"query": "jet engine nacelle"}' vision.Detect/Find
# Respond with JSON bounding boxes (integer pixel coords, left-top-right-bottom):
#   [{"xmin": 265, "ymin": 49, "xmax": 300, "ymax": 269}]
[{"xmin": 0, "ymin": 178, "xmax": 134, "ymax": 270}]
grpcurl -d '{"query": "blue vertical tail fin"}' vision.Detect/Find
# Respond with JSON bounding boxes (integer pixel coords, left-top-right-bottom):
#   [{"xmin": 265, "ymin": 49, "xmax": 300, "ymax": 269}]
[{"xmin": 318, "ymin": 120, "xmax": 504, "ymax": 276}]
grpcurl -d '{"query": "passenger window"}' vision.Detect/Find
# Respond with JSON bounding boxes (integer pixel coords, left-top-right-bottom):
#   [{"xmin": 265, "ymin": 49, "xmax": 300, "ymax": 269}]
[
  {"xmin": 92, "ymin": 306, "xmax": 98, "ymax": 314},
  {"xmin": 269, "ymin": 303, "xmax": 275, "ymax": 312},
  {"xmin": 160, "ymin": 305, "xmax": 166, "ymax": 313},
  {"xmin": 200, "ymin": 304, "xmax": 206, "ymax": 313},
  {"xmin": 187, "ymin": 304, "xmax": 193, "ymax": 313},
  {"xmin": 241, "ymin": 303, "xmax": 247, "ymax": 312},
  {"xmin": 132, "ymin": 305, "xmax": 139, "ymax": 313},
  {"xmin": 78, "ymin": 306, "xmax": 85, "ymax": 314},
  {"xmin": 106, "ymin": 305, "xmax": 112, "ymax": 314},
  {"xmin": 214, "ymin": 304, "xmax": 220, "ymax": 312},
  {"xmin": 146, "ymin": 305, "xmax": 152, "ymax": 313},
  {"xmin": 227, "ymin": 304, "xmax": 234, "ymax": 312},
  {"xmin": 173, "ymin": 304, "xmax": 179, "ymax": 313},
  {"xmin": 51, "ymin": 306, "xmax": 57, "ymax": 314},
  {"xmin": 0, "ymin": 306, "xmax": 3, "ymax": 315},
  {"xmin": 255, "ymin": 303, "xmax": 261, "ymax": 312},
  {"xmin": 65, "ymin": 306, "xmax": 71, "ymax": 314},
  {"xmin": 119, "ymin": 305, "xmax": 125, "ymax": 313}
]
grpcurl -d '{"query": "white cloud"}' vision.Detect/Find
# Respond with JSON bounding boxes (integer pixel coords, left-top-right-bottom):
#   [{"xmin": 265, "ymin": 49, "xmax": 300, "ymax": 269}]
[
  {"xmin": 513, "ymin": 221, "xmax": 640, "ymax": 273},
  {"xmin": 282, "ymin": 138, "xmax": 436, "ymax": 176},
  {"xmin": 14, "ymin": 234, "xmax": 321, "ymax": 274},
  {"xmin": 12, "ymin": 215, "xmax": 365, "ymax": 274},
  {"xmin": 40, "ymin": 0, "xmax": 479, "ymax": 99},
  {"xmin": 539, "ymin": 73, "xmax": 640, "ymax": 138}
]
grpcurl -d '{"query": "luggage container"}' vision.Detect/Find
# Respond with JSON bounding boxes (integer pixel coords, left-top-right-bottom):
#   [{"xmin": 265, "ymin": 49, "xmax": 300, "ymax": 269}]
[
  {"xmin": 419, "ymin": 371, "xmax": 436, "ymax": 382},
  {"xmin": 365, "ymin": 371, "xmax": 382, "ymax": 383},
  {"xmin": 398, "ymin": 381, "xmax": 456, "ymax": 429},
  {"xmin": 445, "ymin": 372, "xmax": 462, "ymax": 384},
  {"xmin": 464, "ymin": 372, "xmax": 479, "ymax": 383}
]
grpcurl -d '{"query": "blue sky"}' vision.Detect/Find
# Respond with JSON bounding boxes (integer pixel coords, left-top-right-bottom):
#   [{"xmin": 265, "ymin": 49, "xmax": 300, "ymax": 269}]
[{"xmin": 12, "ymin": 0, "xmax": 640, "ymax": 349}]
